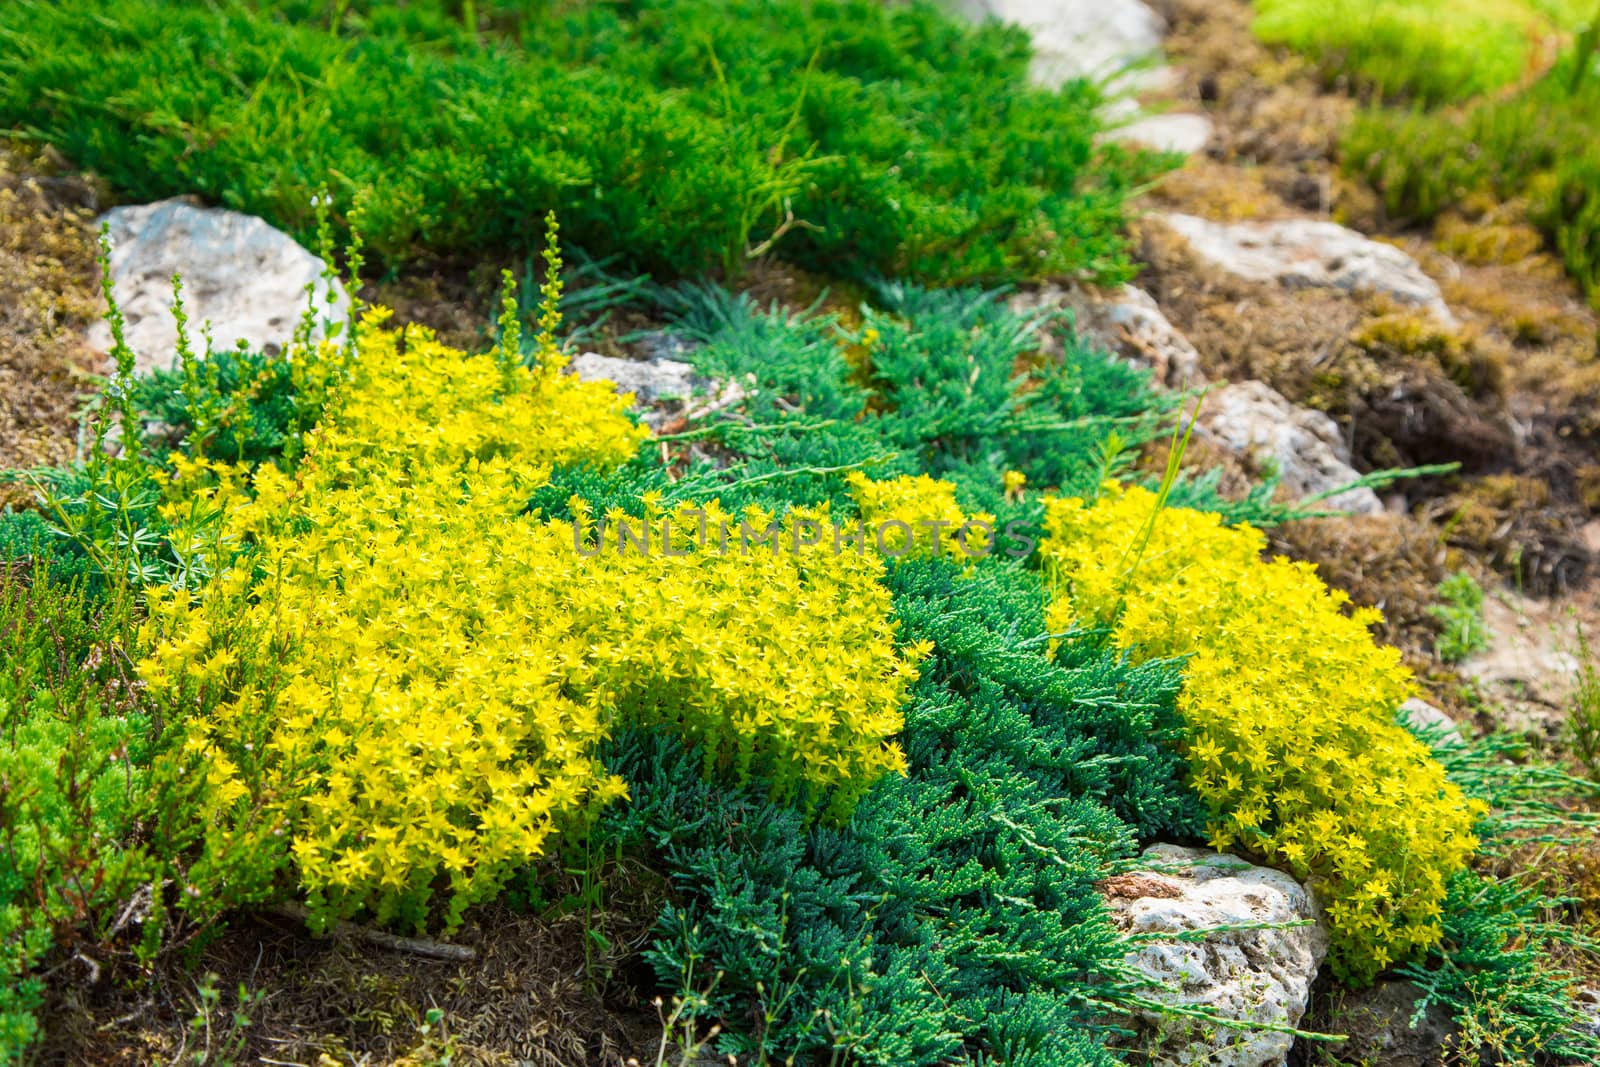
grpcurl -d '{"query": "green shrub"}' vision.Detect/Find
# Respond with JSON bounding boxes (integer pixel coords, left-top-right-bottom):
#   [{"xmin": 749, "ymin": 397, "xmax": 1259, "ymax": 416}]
[
  {"xmin": 1430, "ymin": 571, "xmax": 1491, "ymax": 663},
  {"xmin": 1345, "ymin": 45, "xmax": 1600, "ymax": 307},
  {"xmin": 136, "ymin": 346, "xmax": 305, "ymax": 469},
  {"xmin": 0, "ymin": 509, "xmax": 95, "ymax": 589},
  {"xmin": 0, "ymin": 0, "xmax": 1163, "ymax": 285},
  {"xmin": 652, "ymin": 280, "xmax": 1174, "ymax": 516}
]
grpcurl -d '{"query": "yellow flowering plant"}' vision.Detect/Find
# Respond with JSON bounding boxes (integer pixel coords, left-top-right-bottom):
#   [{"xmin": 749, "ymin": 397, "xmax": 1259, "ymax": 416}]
[
  {"xmin": 141, "ymin": 304, "xmax": 920, "ymax": 932},
  {"xmin": 846, "ymin": 471, "xmax": 994, "ymax": 560},
  {"xmin": 1039, "ymin": 484, "xmax": 1486, "ymax": 984}
]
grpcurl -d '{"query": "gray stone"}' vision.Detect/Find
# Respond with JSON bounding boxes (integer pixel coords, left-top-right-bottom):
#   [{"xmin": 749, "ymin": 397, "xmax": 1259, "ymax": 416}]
[
  {"xmin": 1577, "ymin": 987, "xmax": 1600, "ymax": 1041},
  {"xmin": 569, "ymin": 352, "xmax": 702, "ymax": 405},
  {"xmin": 1163, "ymin": 213, "xmax": 1457, "ymax": 323},
  {"xmin": 87, "ymin": 198, "xmax": 349, "ymax": 376},
  {"xmin": 568, "ymin": 352, "xmax": 748, "ymax": 431},
  {"xmin": 1398, "ymin": 698, "xmax": 1465, "ymax": 748},
  {"xmin": 1107, "ymin": 844, "xmax": 1327, "ymax": 1067},
  {"xmin": 1323, "ymin": 979, "xmax": 1457, "ymax": 1067},
  {"xmin": 1195, "ymin": 381, "xmax": 1383, "ymax": 514},
  {"xmin": 1107, "ymin": 113, "xmax": 1215, "ymax": 155},
  {"xmin": 941, "ymin": 0, "xmax": 1171, "ymax": 96},
  {"xmin": 1011, "ymin": 282, "xmax": 1205, "ymax": 390}
]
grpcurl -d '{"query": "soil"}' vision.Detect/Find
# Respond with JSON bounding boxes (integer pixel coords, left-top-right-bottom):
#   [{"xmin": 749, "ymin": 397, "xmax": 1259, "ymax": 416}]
[{"xmin": 38, "ymin": 900, "xmax": 668, "ymax": 1066}]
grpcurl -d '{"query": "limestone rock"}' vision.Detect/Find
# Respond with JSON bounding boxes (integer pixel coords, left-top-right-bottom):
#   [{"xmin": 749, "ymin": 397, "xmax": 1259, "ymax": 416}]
[
  {"xmin": 1107, "ymin": 844, "xmax": 1327, "ymax": 1067},
  {"xmin": 569, "ymin": 352, "xmax": 701, "ymax": 405},
  {"xmin": 87, "ymin": 198, "xmax": 349, "ymax": 376},
  {"xmin": 1195, "ymin": 381, "xmax": 1383, "ymax": 514},
  {"xmin": 1010, "ymin": 282, "xmax": 1205, "ymax": 390},
  {"xmin": 941, "ymin": 0, "xmax": 1171, "ymax": 97},
  {"xmin": 568, "ymin": 351, "xmax": 746, "ymax": 431},
  {"xmin": 1107, "ymin": 113, "xmax": 1215, "ymax": 155},
  {"xmin": 1163, "ymin": 213, "xmax": 1456, "ymax": 323},
  {"xmin": 1323, "ymin": 979, "xmax": 1458, "ymax": 1067}
]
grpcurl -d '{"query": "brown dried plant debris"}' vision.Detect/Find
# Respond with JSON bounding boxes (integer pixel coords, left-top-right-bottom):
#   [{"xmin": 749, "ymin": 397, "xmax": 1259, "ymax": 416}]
[
  {"xmin": 43, "ymin": 903, "xmax": 662, "ymax": 1067},
  {"xmin": 1149, "ymin": 0, "xmax": 1359, "ymax": 218},
  {"xmin": 1271, "ymin": 513, "xmax": 1467, "ymax": 653},
  {"xmin": 1424, "ymin": 475, "xmax": 1592, "ymax": 596},
  {"xmin": 0, "ymin": 142, "xmax": 105, "ymax": 506},
  {"xmin": 1136, "ymin": 218, "xmax": 1516, "ymax": 483}
]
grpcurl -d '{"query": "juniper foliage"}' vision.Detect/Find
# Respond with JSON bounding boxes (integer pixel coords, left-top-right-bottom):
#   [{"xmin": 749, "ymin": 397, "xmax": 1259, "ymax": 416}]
[
  {"xmin": 1399, "ymin": 726, "xmax": 1600, "ymax": 1062},
  {"xmin": 597, "ymin": 557, "xmax": 1200, "ymax": 1066},
  {"xmin": 0, "ymin": 0, "xmax": 1165, "ymax": 285},
  {"xmin": 136, "ymin": 345, "xmax": 303, "ymax": 468},
  {"xmin": 654, "ymin": 282, "xmax": 1168, "ymax": 514}
]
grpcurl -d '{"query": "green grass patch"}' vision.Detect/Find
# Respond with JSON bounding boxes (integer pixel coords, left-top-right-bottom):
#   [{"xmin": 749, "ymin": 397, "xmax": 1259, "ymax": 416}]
[
  {"xmin": 1254, "ymin": 0, "xmax": 1594, "ymax": 105},
  {"xmin": 1345, "ymin": 44, "xmax": 1600, "ymax": 307},
  {"xmin": 1255, "ymin": 0, "xmax": 1600, "ymax": 306},
  {"xmin": 0, "ymin": 0, "xmax": 1164, "ymax": 285}
]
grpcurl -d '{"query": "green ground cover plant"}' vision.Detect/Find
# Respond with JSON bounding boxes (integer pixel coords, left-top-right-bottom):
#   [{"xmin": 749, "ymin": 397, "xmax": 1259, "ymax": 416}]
[
  {"xmin": 0, "ymin": 570, "xmax": 154, "ymax": 1061},
  {"xmin": 555, "ymin": 289, "xmax": 1207, "ymax": 1061},
  {"xmin": 1253, "ymin": 0, "xmax": 1594, "ymax": 105},
  {"xmin": 1339, "ymin": 35, "xmax": 1600, "ymax": 307},
  {"xmin": 1041, "ymin": 485, "xmax": 1486, "ymax": 984},
  {"xmin": 1402, "ymin": 727, "xmax": 1600, "ymax": 1064},
  {"xmin": 1430, "ymin": 571, "xmax": 1492, "ymax": 663},
  {"xmin": 0, "ymin": 0, "xmax": 1163, "ymax": 285},
  {"xmin": 597, "ymin": 564, "xmax": 1197, "ymax": 1066}
]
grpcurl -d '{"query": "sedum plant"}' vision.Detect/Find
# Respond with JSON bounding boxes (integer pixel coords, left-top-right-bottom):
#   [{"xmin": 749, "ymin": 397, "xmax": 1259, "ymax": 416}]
[
  {"xmin": 1039, "ymin": 484, "xmax": 1486, "ymax": 984},
  {"xmin": 139, "ymin": 303, "xmax": 922, "ymax": 933}
]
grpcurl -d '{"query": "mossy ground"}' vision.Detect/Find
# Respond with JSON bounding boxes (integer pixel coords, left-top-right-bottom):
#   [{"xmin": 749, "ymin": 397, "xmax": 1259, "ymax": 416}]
[
  {"xmin": 1150, "ymin": 0, "xmax": 1599, "ymax": 609},
  {"xmin": 0, "ymin": 143, "xmax": 104, "ymax": 508}
]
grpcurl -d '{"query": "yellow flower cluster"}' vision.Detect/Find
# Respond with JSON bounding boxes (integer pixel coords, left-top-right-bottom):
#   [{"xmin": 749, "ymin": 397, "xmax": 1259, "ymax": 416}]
[
  {"xmin": 141, "ymin": 313, "xmax": 918, "ymax": 931},
  {"xmin": 1039, "ymin": 485, "xmax": 1486, "ymax": 984},
  {"xmin": 845, "ymin": 471, "xmax": 993, "ymax": 559},
  {"xmin": 570, "ymin": 497, "xmax": 918, "ymax": 815}
]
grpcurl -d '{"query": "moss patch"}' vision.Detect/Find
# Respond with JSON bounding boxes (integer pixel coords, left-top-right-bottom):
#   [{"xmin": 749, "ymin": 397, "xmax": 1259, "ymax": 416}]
[{"xmin": 0, "ymin": 143, "xmax": 104, "ymax": 507}]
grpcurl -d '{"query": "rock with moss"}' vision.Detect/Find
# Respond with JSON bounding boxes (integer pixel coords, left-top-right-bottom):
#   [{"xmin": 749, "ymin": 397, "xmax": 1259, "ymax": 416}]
[
  {"xmin": 1106, "ymin": 844, "xmax": 1327, "ymax": 1067},
  {"xmin": 1012, "ymin": 282, "xmax": 1206, "ymax": 390}
]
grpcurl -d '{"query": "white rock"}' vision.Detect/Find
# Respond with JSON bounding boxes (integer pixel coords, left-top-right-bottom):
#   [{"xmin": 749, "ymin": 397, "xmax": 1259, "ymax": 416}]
[
  {"xmin": 1398, "ymin": 698, "xmax": 1464, "ymax": 748},
  {"xmin": 1163, "ymin": 213, "xmax": 1457, "ymax": 324},
  {"xmin": 941, "ymin": 0, "xmax": 1172, "ymax": 97},
  {"xmin": 88, "ymin": 198, "xmax": 350, "ymax": 376},
  {"xmin": 1107, "ymin": 844, "xmax": 1327, "ymax": 1067},
  {"xmin": 1012, "ymin": 282, "xmax": 1206, "ymax": 390},
  {"xmin": 569, "ymin": 352, "xmax": 701, "ymax": 404},
  {"xmin": 1107, "ymin": 113, "xmax": 1215, "ymax": 155},
  {"xmin": 569, "ymin": 352, "xmax": 748, "ymax": 431},
  {"xmin": 1196, "ymin": 381, "xmax": 1383, "ymax": 514}
]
